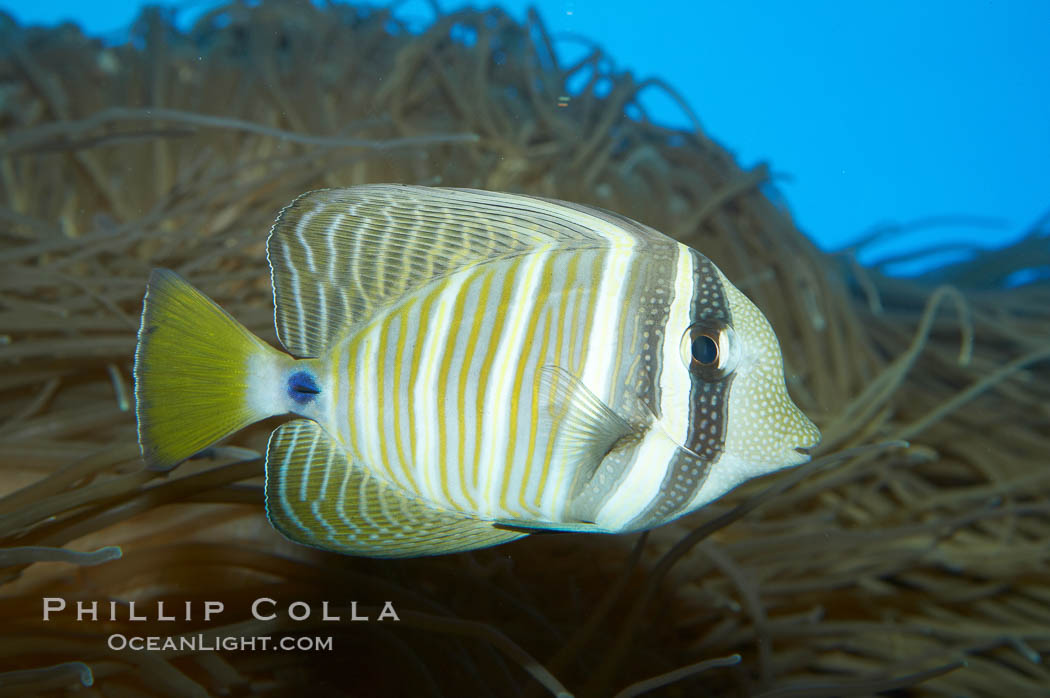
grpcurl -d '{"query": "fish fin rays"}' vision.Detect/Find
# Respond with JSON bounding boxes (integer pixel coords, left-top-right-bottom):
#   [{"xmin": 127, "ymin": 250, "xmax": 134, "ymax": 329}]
[
  {"xmin": 537, "ymin": 365, "xmax": 639, "ymax": 502},
  {"xmin": 266, "ymin": 185, "xmax": 632, "ymax": 357},
  {"xmin": 134, "ymin": 268, "xmax": 285, "ymax": 470},
  {"xmin": 264, "ymin": 419, "xmax": 525, "ymax": 558},
  {"xmin": 493, "ymin": 519, "xmax": 609, "ymax": 534}
]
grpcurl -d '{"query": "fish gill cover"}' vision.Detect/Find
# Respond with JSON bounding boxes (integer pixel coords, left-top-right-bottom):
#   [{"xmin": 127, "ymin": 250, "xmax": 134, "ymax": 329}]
[{"xmin": 0, "ymin": 1, "xmax": 1049, "ymax": 696}]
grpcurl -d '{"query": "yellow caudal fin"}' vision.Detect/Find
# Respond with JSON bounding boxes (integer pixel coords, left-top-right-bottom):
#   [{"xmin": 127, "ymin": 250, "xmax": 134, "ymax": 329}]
[{"xmin": 134, "ymin": 268, "xmax": 289, "ymax": 470}]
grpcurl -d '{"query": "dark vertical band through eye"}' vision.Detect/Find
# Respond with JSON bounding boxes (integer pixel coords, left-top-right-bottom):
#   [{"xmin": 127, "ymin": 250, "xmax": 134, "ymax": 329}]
[{"xmin": 680, "ymin": 323, "xmax": 735, "ymax": 381}]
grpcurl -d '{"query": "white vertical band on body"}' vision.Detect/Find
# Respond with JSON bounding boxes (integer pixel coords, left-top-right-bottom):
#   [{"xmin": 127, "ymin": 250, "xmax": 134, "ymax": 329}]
[
  {"xmin": 353, "ymin": 317, "xmax": 409, "ymax": 488},
  {"xmin": 593, "ymin": 245, "xmax": 695, "ymax": 530},
  {"xmin": 593, "ymin": 429, "xmax": 679, "ymax": 530},
  {"xmin": 482, "ymin": 252, "xmax": 548, "ymax": 517},
  {"xmin": 658, "ymin": 244, "xmax": 697, "ymax": 444},
  {"xmin": 507, "ymin": 253, "xmax": 557, "ymax": 518},
  {"xmin": 433, "ymin": 267, "xmax": 486, "ymax": 512},
  {"xmin": 580, "ymin": 245, "xmax": 636, "ymax": 403},
  {"xmin": 434, "ymin": 267, "xmax": 486, "ymax": 513},
  {"xmin": 384, "ymin": 311, "xmax": 413, "ymax": 491},
  {"xmin": 350, "ymin": 329, "xmax": 375, "ymax": 473},
  {"xmin": 415, "ymin": 274, "xmax": 466, "ymax": 504},
  {"xmin": 539, "ymin": 245, "xmax": 637, "ymax": 521},
  {"xmin": 539, "ymin": 251, "xmax": 587, "ymax": 510}
]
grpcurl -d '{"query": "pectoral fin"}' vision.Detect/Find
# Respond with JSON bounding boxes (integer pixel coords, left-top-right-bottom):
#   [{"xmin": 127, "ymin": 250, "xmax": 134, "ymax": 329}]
[
  {"xmin": 537, "ymin": 365, "xmax": 639, "ymax": 501},
  {"xmin": 264, "ymin": 420, "xmax": 525, "ymax": 558}
]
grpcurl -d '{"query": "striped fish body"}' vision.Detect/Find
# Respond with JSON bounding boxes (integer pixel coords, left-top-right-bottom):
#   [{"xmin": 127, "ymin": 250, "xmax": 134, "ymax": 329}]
[
  {"xmin": 134, "ymin": 185, "xmax": 821, "ymax": 558},
  {"xmin": 325, "ymin": 246, "xmax": 661, "ymax": 527}
]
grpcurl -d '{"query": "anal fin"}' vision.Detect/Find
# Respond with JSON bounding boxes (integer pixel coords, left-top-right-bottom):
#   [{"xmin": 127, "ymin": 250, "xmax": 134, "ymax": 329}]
[
  {"xmin": 264, "ymin": 420, "xmax": 525, "ymax": 558},
  {"xmin": 493, "ymin": 518, "xmax": 609, "ymax": 534}
]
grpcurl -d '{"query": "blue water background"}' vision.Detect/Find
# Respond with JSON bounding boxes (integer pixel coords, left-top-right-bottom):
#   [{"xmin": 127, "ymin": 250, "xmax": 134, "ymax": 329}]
[{"xmin": 3, "ymin": 0, "xmax": 1048, "ymax": 278}]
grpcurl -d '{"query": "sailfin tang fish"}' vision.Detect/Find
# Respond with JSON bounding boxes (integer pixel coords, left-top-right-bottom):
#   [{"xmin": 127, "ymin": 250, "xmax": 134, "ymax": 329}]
[{"xmin": 134, "ymin": 185, "xmax": 820, "ymax": 558}]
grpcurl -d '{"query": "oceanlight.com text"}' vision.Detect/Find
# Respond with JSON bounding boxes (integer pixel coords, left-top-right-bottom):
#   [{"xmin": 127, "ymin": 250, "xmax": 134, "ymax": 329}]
[{"xmin": 107, "ymin": 633, "xmax": 335, "ymax": 652}]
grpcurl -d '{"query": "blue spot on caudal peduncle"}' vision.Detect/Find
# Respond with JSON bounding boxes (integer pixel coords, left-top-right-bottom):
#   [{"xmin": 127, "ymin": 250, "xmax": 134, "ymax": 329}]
[{"xmin": 287, "ymin": 370, "xmax": 321, "ymax": 405}]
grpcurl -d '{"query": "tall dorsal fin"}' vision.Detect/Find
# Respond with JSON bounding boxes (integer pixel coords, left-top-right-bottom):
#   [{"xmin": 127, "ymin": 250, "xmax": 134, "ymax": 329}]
[{"xmin": 265, "ymin": 184, "xmax": 654, "ymax": 357}]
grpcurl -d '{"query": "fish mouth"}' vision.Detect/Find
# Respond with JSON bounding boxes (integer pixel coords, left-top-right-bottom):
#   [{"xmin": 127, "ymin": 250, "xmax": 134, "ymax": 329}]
[{"xmin": 794, "ymin": 446, "xmax": 812, "ymax": 456}]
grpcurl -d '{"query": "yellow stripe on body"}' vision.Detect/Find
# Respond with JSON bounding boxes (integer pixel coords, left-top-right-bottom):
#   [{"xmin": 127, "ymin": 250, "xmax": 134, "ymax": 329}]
[
  {"xmin": 578, "ymin": 246, "xmax": 633, "ymax": 389},
  {"xmin": 532, "ymin": 250, "xmax": 581, "ymax": 508},
  {"xmin": 401, "ymin": 284, "xmax": 447, "ymax": 495},
  {"xmin": 505, "ymin": 252, "xmax": 556, "ymax": 514},
  {"xmin": 412, "ymin": 273, "xmax": 465, "ymax": 504},
  {"xmin": 328, "ymin": 244, "xmax": 641, "ymax": 522},
  {"xmin": 340, "ymin": 298, "xmax": 428, "ymax": 495},
  {"xmin": 388, "ymin": 297, "xmax": 416, "ymax": 492},
  {"xmin": 456, "ymin": 268, "xmax": 495, "ymax": 510},
  {"xmin": 518, "ymin": 306, "xmax": 554, "ymax": 512},
  {"xmin": 434, "ymin": 265, "xmax": 487, "ymax": 511},
  {"xmin": 567, "ymin": 251, "xmax": 606, "ymax": 379},
  {"xmin": 327, "ymin": 340, "xmax": 344, "ymax": 450},
  {"xmin": 373, "ymin": 309, "xmax": 399, "ymax": 483},
  {"xmin": 340, "ymin": 332, "xmax": 368, "ymax": 460},
  {"xmin": 490, "ymin": 251, "xmax": 550, "ymax": 516},
  {"xmin": 472, "ymin": 263, "xmax": 519, "ymax": 495},
  {"xmin": 547, "ymin": 251, "xmax": 607, "ymax": 501},
  {"xmin": 338, "ymin": 261, "xmax": 502, "ymax": 514}
]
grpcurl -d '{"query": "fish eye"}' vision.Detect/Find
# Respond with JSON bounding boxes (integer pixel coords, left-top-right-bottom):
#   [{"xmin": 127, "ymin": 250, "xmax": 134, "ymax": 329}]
[
  {"xmin": 691, "ymin": 334, "xmax": 719, "ymax": 366},
  {"xmin": 681, "ymin": 323, "xmax": 735, "ymax": 380}
]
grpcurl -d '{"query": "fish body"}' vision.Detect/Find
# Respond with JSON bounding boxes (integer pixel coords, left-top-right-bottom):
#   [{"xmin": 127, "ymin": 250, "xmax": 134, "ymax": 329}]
[{"xmin": 134, "ymin": 185, "xmax": 820, "ymax": 557}]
